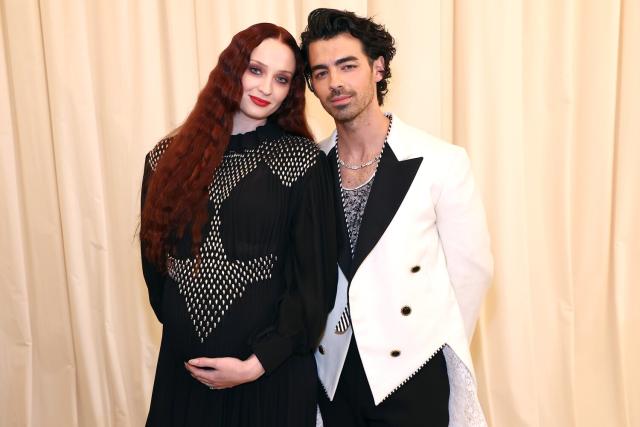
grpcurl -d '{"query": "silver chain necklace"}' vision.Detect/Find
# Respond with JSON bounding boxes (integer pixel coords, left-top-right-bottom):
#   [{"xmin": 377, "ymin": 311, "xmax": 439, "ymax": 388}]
[
  {"xmin": 336, "ymin": 115, "xmax": 393, "ymax": 256},
  {"xmin": 336, "ymin": 118, "xmax": 392, "ymax": 170},
  {"xmin": 337, "ymin": 154, "xmax": 382, "ymax": 170}
]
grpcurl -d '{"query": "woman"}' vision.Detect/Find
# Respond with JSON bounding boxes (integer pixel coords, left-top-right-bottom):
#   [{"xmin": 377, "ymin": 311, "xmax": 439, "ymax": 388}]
[{"xmin": 140, "ymin": 23, "xmax": 336, "ymax": 426}]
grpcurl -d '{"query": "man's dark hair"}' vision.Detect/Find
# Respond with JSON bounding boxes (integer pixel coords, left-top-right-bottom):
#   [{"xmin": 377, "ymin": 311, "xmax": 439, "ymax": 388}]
[{"xmin": 300, "ymin": 8, "xmax": 396, "ymax": 105}]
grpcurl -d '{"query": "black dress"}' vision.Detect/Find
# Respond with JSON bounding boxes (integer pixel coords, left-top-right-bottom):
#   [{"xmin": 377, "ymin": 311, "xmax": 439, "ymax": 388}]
[{"xmin": 141, "ymin": 122, "xmax": 337, "ymax": 426}]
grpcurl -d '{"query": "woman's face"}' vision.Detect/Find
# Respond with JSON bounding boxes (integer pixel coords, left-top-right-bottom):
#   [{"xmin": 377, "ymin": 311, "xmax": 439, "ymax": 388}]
[{"xmin": 234, "ymin": 38, "xmax": 296, "ymax": 132}]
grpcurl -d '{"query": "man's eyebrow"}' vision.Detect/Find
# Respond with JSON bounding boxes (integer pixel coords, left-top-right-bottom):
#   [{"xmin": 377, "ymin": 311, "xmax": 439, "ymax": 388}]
[
  {"xmin": 310, "ymin": 63, "xmax": 328, "ymax": 72},
  {"xmin": 310, "ymin": 56, "xmax": 360, "ymax": 72},
  {"xmin": 335, "ymin": 56, "xmax": 359, "ymax": 66}
]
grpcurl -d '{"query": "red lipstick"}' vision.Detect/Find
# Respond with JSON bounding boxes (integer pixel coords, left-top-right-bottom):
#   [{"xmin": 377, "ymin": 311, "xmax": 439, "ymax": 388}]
[{"xmin": 249, "ymin": 95, "xmax": 271, "ymax": 107}]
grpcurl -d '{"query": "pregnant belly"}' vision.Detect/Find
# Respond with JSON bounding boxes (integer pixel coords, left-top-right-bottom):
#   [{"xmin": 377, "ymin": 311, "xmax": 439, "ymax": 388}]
[{"xmin": 160, "ymin": 277, "xmax": 284, "ymax": 361}]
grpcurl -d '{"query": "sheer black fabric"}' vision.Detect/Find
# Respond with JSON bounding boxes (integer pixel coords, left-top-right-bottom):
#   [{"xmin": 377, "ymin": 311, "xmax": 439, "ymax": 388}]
[{"xmin": 141, "ymin": 122, "xmax": 337, "ymax": 426}]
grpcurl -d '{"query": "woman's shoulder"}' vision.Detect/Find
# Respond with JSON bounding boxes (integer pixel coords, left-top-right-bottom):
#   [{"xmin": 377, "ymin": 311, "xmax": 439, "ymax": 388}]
[
  {"xmin": 146, "ymin": 136, "xmax": 174, "ymax": 172},
  {"xmin": 262, "ymin": 132, "xmax": 324, "ymax": 186},
  {"xmin": 266, "ymin": 132, "xmax": 323, "ymax": 165},
  {"xmin": 269, "ymin": 131, "xmax": 321, "ymax": 157}
]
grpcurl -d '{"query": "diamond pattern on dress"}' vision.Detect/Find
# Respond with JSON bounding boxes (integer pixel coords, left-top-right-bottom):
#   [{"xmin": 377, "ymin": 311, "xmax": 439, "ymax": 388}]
[
  {"xmin": 148, "ymin": 137, "xmax": 172, "ymax": 171},
  {"xmin": 165, "ymin": 135, "xmax": 319, "ymax": 342},
  {"xmin": 264, "ymin": 135, "xmax": 318, "ymax": 187}
]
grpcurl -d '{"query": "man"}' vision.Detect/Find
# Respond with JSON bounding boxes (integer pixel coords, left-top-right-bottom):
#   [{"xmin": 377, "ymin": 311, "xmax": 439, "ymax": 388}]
[{"xmin": 300, "ymin": 9, "xmax": 493, "ymax": 427}]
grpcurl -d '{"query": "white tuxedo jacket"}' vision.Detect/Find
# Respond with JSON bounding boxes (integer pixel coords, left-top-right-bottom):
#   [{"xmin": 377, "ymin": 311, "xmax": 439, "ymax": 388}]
[{"xmin": 316, "ymin": 114, "xmax": 493, "ymax": 426}]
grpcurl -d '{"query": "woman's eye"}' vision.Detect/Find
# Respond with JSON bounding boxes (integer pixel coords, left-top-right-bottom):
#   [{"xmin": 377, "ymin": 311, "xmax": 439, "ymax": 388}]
[
  {"xmin": 249, "ymin": 66, "xmax": 262, "ymax": 75},
  {"xmin": 276, "ymin": 76, "xmax": 290, "ymax": 84}
]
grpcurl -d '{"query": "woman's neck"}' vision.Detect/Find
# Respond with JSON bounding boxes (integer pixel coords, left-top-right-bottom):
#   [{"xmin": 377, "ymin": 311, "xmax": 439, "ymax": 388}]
[{"xmin": 231, "ymin": 111, "xmax": 266, "ymax": 135}]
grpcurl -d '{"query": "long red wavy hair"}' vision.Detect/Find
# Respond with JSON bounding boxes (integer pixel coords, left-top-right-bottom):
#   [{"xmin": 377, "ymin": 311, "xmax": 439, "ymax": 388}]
[{"xmin": 141, "ymin": 23, "xmax": 313, "ymax": 270}]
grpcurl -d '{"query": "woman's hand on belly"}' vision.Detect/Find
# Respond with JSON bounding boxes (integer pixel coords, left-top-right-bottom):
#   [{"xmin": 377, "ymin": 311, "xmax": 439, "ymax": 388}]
[{"xmin": 184, "ymin": 354, "xmax": 265, "ymax": 390}]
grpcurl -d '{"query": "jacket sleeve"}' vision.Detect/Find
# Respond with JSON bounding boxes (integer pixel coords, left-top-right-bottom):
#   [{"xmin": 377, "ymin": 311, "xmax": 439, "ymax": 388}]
[
  {"xmin": 140, "ymin": 153, "xmax": 166, "ymax": 323},
  {"xmin": 251, "ymin": 151, "xmax": 338, "ymax": 374},
  {"xmin": 434, "ymin": 147, "xmax": 493, "ymax": 340}
]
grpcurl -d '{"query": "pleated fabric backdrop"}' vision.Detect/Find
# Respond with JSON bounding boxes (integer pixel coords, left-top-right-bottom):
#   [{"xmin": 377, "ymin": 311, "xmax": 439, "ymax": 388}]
[{"xmin": 1, "ymin": 0, "xmax": 638, "ymax": 425}]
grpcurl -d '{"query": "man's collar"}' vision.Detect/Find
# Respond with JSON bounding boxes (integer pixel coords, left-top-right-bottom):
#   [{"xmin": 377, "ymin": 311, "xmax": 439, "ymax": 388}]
[{"xmin": 320, "ymin": 112, "xmax": 414, "ymax": 161}]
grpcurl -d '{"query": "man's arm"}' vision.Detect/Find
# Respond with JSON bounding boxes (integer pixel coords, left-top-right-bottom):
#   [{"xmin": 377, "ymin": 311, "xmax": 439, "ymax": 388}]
[{"xmin": 434, "ymin": 147, "xmax": 493, "ymax": 340}]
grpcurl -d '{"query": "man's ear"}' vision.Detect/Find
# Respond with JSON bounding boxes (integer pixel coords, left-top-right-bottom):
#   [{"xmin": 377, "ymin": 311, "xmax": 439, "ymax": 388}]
[{"xmin": 373, "ymin": 56, "xmax": 385, "ymax": 82}]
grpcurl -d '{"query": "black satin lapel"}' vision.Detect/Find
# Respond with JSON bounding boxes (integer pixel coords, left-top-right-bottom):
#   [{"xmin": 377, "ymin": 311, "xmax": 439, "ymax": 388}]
[
  {"xmin": 352, "ymin": 147, "xmax": 423, "ymax": 273},
  {"xmin": 327, "ymin": 147, "xmax": 353, "ymax": 281}
]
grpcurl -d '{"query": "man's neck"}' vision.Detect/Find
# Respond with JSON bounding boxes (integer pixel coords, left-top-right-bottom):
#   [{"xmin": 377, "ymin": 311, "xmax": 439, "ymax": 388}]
[{"xmin": 336, "ymin": 109, "xmax": 389, "ymax": 161}]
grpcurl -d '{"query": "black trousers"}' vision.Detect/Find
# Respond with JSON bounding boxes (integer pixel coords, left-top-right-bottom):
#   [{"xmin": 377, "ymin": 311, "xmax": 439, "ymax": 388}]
[{"xmin": 318, "ymin": 337, "xmax": 449, "ymax": 427}]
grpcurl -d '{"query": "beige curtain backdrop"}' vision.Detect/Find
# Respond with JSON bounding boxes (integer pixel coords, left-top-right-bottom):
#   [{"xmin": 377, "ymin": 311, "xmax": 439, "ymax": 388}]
[{"xmin": 1, "ymin": 0, "xmax": 638, "ymax": 426}]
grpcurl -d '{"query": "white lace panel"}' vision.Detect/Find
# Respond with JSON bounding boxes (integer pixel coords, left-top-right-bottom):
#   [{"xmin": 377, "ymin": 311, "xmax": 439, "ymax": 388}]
[{"xmin": 443, "ymin": 345, "xmax": 488, "ymax": 427}]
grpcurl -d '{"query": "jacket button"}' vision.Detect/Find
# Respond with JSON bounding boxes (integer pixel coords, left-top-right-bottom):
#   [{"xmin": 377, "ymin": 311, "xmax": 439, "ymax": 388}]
[
  {"xmin": 401, "ymin": 306, "xmax": 412, "ymax": 316},
  {"xmin": 318, "ymin": 345, "xmax": 325, "ymax": 355},
  {"xmin": 411, "ymin": 265, "xmax": 421, "ymax": 273},
  {"xmin": 390, "ymin": 350, "xmax": 401, "ymax": 357}
]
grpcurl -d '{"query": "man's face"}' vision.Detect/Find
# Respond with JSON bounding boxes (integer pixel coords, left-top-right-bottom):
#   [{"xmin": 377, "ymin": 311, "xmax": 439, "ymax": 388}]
[{"xmin": 307, "ymin": 33, "xmax": 384, "ymax": 123}]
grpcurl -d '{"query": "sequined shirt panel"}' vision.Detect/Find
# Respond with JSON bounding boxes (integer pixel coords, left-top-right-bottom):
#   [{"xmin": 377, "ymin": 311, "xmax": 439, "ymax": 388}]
[{"xmin": 342, "ymin": 177, "xmax": 375, "ymax": 254}]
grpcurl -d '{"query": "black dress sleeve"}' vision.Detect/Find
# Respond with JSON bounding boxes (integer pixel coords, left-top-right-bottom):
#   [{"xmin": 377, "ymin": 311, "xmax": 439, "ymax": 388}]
[
  {"xmin": 140, "ymin": 154, "xmax": 165, "ymax": 323},
  {"xmin": 251, "ymin": 151, "xmax": 338, "ymax": 374}
]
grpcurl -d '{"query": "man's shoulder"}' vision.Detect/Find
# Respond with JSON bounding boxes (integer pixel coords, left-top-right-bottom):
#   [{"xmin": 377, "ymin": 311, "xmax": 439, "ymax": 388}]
[{"xmin": 391, "ymin": 115, "xmax": 465, "ymax": 160}]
